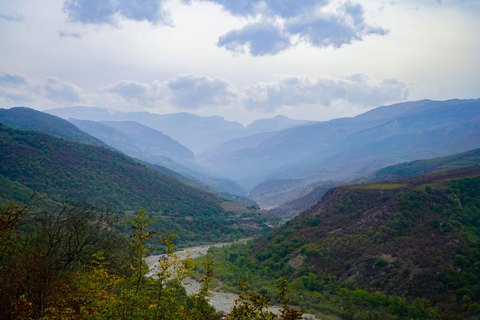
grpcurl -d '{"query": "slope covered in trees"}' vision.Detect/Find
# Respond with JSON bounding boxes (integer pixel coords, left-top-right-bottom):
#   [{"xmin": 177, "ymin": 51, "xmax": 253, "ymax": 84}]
[
  {"xmin": 0, "ymin": 107, "xmax": 107, "ymax": 147},
  {"xmin": 0, "ymin": 124, "xmax": 277, "ymax": 247},
  {"xmin": 194, "ymin": 165, "xmax": 480, "ymax": 319}
]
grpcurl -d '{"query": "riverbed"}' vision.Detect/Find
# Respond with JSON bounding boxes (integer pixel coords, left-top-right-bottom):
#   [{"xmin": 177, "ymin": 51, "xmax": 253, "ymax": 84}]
[{"xmin": 145, "ymin": 239, "xmax": 320, "ymax": 319}]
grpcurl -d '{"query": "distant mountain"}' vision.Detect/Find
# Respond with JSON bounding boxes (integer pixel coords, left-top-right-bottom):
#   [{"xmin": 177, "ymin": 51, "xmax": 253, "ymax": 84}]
[
  {"xmin": 47, "ymin": 107, "xmax": 245, "ymax": 154},
  {"xmin": 197, "ymin": 131, "xmax": 279, "ymax": 163},
  {"xmin": 0, "ymin": 124, "xmax": 276, "ymax": 246},
  {"xmin": 250, "ymin": 165, "xmax": 480, "ymax": 319},
  {"xmin": 200, "ymin": 99, "xmax": 480, "ymax": 206},
  {"xmin": 70, "ymin": 119, "xmax": 195, "ymax": 165},
  {"xmin": 244, "ymin": 115, "xmax": 314, "ymax": 135},
  {"xmin": 46, "ymin": 107, "xmax": 313, "ymax": 155},
  {"xmin": 0, "ymin": 107, "xmax": 107, "ymax": 147}
]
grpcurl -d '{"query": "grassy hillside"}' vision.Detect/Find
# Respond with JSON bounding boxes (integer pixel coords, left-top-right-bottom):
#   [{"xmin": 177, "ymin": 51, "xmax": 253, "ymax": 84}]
[
  {"xmin": 0, "ymin": 124, "xmax": 277, "ymax": 248},
  {"xmin": 195, "ymin": 165, "xmax": 480, "ymax": 319}
]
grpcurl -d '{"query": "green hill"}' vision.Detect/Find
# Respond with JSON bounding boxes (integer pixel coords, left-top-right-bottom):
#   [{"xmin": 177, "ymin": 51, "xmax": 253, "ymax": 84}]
[
  {"xmin": 0, "ymin": 107, "xmax": 107, "ymax": 147},
  {"xmin": 370, "ymin": 147, "xmax": 480, "ymax": 181},
  {"xmin": 197, "ymin": 165, "xmax": 480, "ymax": 319},
  {"xmin": 0, "ymin": 124, "xmax": 276, "ymax": 248}
]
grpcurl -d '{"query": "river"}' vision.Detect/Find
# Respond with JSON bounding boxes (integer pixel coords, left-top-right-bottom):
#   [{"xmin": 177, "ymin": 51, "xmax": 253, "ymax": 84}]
[{"xmin": 145, "ymin": 239, "xmax": 320, "ymax": 319}]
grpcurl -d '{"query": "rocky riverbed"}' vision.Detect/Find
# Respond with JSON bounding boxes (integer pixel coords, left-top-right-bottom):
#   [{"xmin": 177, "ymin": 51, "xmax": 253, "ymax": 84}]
[{"xmin": 145, "ymin": 239, "xmax": 320, "ymax": 319}]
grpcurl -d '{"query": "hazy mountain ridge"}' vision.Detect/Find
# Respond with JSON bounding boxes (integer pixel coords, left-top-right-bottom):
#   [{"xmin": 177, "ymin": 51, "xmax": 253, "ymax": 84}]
[
  {"xmin": 37, "ymin": 99, "xmax": 480, "ymax": 210},
  {"xmin": 47, "ymin": 107, "xmax": 313, "ymax": 155},
  {"xmin": 70, "ymin": 119, "xmax": 196, "ymax": 165},
  {"xmin": 203, "ymin": 99, "xmax": 480, "ymax": 207}
]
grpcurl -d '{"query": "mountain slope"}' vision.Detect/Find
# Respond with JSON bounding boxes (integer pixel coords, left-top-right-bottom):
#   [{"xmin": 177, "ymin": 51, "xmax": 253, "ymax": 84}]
[
  {"xmin": 249, "ymin": 165, "xmax": 480, "ymax": 319},
  {"xmin": 70, "ymin": 119, "xmax": 195, "ymax": 165},
  {"xmin": 0, "ymin": 124, "xmax": 276, "ymax": 246},
  {"xmin": 369, "ymin": 147, "xmax": 480, "ymax": 182},
  {"xmin": 0, "ymin": 107, "xmax": 107, "ymax": 147},
  {"xmin": 47, "ymin": 107, "xmax": 245, "ymax": 154},
  {"xmin": 47, "ymin": 107, "xmax": 315, "ymax": 155},
  {"xmin": 271, "ymin": 147, "xmax": 480, "ymax": 218},
  {"xmin": 201, "ymin": 99, "xmax": 480, "ymax": 185}
]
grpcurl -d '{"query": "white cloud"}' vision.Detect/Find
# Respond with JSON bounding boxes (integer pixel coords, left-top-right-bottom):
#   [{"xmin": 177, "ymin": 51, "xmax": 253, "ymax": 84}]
[
  {"xmin": 101, "ymin": 75, "xmax": 237, "ymax": 110},
  {"xmin": 0, "ymin": 73, "xmax": 86, "ymax": 107},
  {"xmin": 44, "ymin": 77, "xmax": 85, "ymax": 104},
  {"xmin": 240, "ymin": 74, "xmax": 417, "ymax": 112}
]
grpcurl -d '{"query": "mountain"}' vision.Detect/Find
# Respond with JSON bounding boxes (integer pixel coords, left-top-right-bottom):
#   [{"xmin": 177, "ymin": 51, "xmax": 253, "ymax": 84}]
[
  {"xmin": 69, "ymin": 119, "xmax": 195, "ymax": 165},
  {"xmin": 270, "ymin": 147, "xmax": 480, "ymax": 218},
  {"xmin": 46, "ymin": 107, "xmax": 245, "ymax": 154},
  {"xmin": 69, "ymin": 119, "xmax": 248, "ymax": 196},
  {"xmin": 46, "ymin": 107, "xmax": 314, "ymax": 155},
  {"xmin": 2, "ymin": 108, "xmax": 248, "ymax": 197},
  {"xmin": 0, "ymin": 107, "xmax": 107, "ymax": 147},
  {"xmin": 248, "ymin": 165, "xmax": 480, "ymax": 319},
  {"xmin": 244, "ymin": 115, "xmax": 314, "ymax": 135},
  {"xmin": 197, "ymin": 131, "xmax": 279, "ymax": 163},
  {"xmin": 367, "ymin": 147, "xmax": 480, "ymax": 182},
  {"xmin": 200, "ymin": 99, "xmax": 480, "ymax": 206},
  {"xmin": 0, "ymin": 124, "xmax": 277, "ymax": 247}
]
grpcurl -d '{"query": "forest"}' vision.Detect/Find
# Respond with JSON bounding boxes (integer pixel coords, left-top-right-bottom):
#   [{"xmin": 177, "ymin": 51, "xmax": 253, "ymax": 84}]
[{"xmin": 0, "ymin": 199, "xmax": 302, "ymax": 319}]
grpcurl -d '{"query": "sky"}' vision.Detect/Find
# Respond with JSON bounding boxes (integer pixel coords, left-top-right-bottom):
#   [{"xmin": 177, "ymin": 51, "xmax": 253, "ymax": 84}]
[{"xmin": 0, "ymin": 0, "xmax": 479, "ymax": 125}]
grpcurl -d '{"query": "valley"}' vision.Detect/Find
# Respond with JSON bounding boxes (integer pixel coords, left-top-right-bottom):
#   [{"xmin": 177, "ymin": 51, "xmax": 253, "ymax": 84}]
[{"xmin": 1, "ymin": 98, "xmax": 480, "ymax": 319}]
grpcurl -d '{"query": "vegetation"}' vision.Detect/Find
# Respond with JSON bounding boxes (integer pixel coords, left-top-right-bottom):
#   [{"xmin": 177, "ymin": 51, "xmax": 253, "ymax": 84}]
[
  {"xmin": 0, "ymin": 124, "xmax": 279, "ymax": 248},
  {"xmin": 371, "ymin": 148, "xmax": 480, "ymax": 182},
  {"xmin": 0, "ymin": 107, "xmax": 107, "ymax": 147},
  {"xmin": 193, "ymin": 165, "xmax": 480, "ymax": 319},
  {"xmin": 0, "ymin": 201, "xmax": 302, "ymax": 319}
]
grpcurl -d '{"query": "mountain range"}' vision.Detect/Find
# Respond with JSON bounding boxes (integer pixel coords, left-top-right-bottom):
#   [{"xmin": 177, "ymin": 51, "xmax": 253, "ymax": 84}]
[
  {"xmin": 0, "ymin": 123, "xmax": 278, "ymax": 247},
  {"xmin": 9, "ymin": 98, "xmax": 480, "ymax": 210}
]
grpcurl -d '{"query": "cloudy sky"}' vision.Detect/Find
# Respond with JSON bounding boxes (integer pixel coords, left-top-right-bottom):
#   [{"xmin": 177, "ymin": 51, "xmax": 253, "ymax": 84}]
[{"xmin": 0, "ymin": 0, "xmax": 479, "ymax": 125}]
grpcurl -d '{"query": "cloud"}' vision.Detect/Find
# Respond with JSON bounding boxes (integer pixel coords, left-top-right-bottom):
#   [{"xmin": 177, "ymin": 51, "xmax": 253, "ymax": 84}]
[
  {"xmin": 188, "ymin": 0, "xmax": 323, "ymax": 17},
  {"xmin": 102, "ymin": 80, "xmax": 161, "ymax": 106},
  {"xmin": 102, "ymin": 75, "xmax": 237, "ymax": 110},
  {"xmin": 44, "ymin": 77, "xmax": 85, "ymax": 104},
  {"xmin": 166, "ymin": 74, "xmax": 237, "ymax": 109},
  {"xmin": 218, "ymin": 23, "xmax": 290, "ymax": 56},
  {"xmin": 63, "ymin": 0, "xmax": 172, "ymax": 25},
  {"xmin": 0, "ymin": 12, "xmax": 24, "ymax": 22},
  {"xmin": 207, "ymin": 0, "xmax": 388, "ymax": 55},
  {"xmin": 59, "ymin": 31, "xmax": 82, "ymax": 38},
  {"xmin": 240, "ymin": 74, "xmax": 414, "ymax": 112},
  {"xmin": 0, "ymin": 73, "xmax": 33, "ymax": 105},
  {"xmin": 0, "ymin": 73, "xmax": 28, "ymax": 87}
]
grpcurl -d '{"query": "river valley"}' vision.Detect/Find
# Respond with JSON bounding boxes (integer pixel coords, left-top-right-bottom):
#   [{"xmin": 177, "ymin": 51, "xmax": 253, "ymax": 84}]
[{"xmin": 145, "ymin": 239, "xmax": 319, "ymax": 319}]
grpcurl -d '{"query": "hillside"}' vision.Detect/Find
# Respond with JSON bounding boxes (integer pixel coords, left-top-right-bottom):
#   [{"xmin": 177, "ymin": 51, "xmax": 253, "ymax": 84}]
[
  {"xmin": 70, "ymin": 119, "xmax": 196, "ymax": 165},
  {"xmin": 251, "ymin": 165, "xmax": 480, "ymax": 318},
  {"xmin": 194, "ymin": 165, "xmax": 480, "ymax": 319},
  {"xmin": 273, "ymin": 148, "xmax": 480, "ymax": 218},
  {"xmin": 0, "ymin": 107, "xmax": 107, "ymax": 147},
  {"xmin": 0, "ymin": 124, "xmax": 277, "ymax": 247},
  {"xmin": 369, "ymin": 147, "xmax": 480, "ymax": 182}
]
